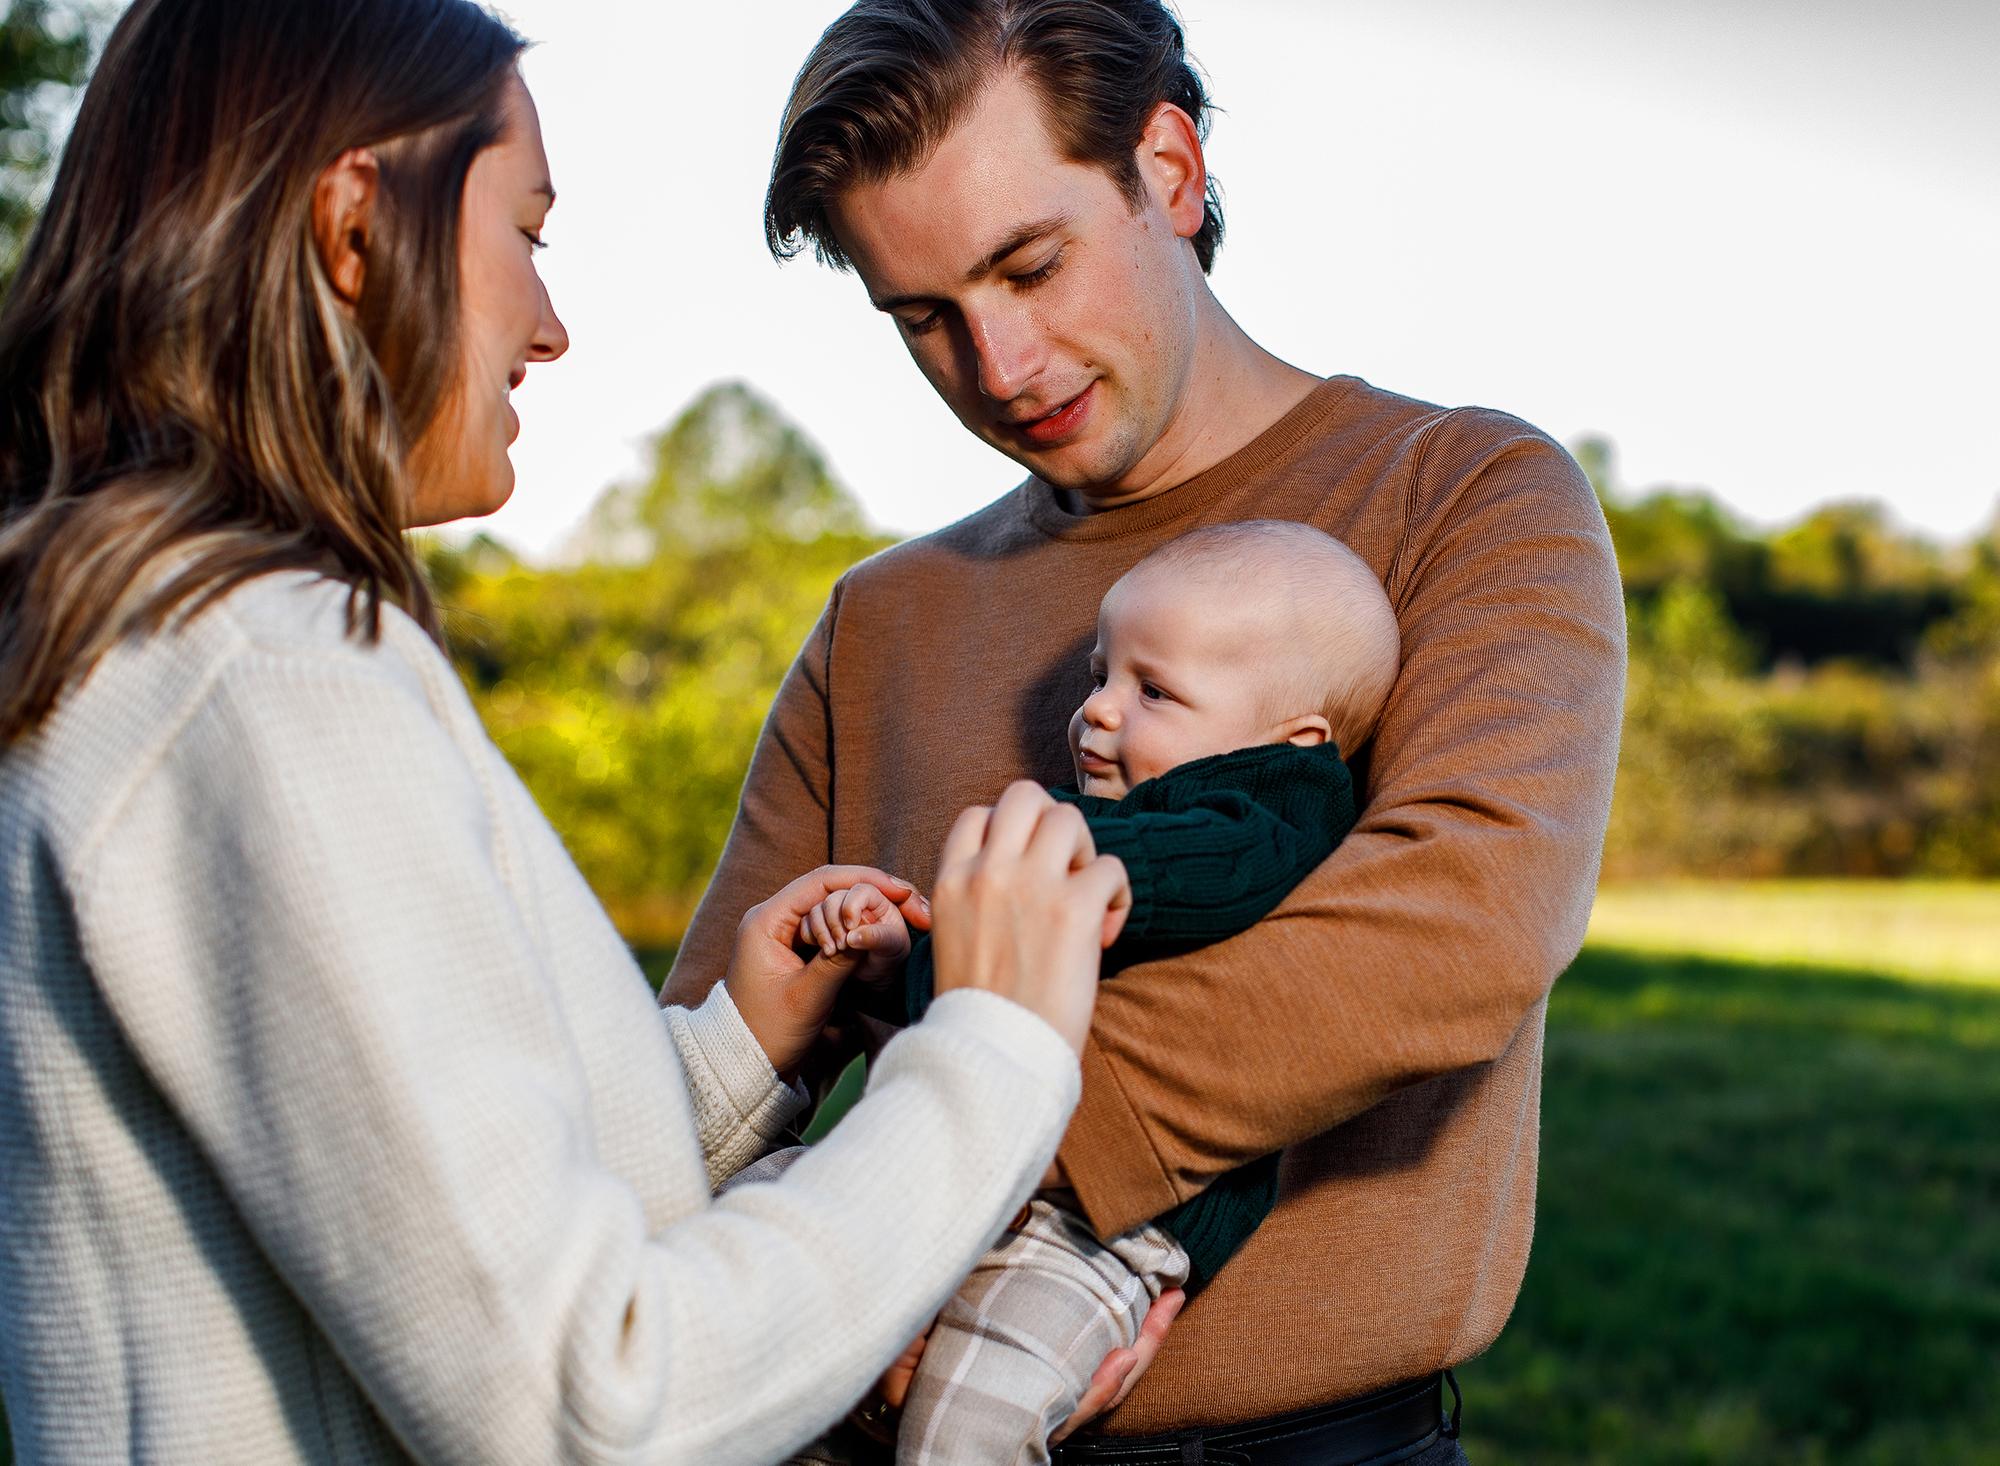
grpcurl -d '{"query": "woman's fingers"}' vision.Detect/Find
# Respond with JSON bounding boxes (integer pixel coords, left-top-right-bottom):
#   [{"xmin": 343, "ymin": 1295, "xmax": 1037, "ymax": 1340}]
[
  {"xmin": 937, "ymin": 803, "xmax": 993, "ymax": 882},
  {"xmin": 926, "ymin": 786, "xmax": 1129, "ymax": 1054},
  {"xmin": 1024, "ymin": 797, "xmax": 1095, "ymax": 875},
  {"xmin": 989, "ymin": 779, "xmax": 1060, "ymax": 858},
  {"xmin": 1086, "ymin": 853, "xmax": 1133, "ymax": 947}
]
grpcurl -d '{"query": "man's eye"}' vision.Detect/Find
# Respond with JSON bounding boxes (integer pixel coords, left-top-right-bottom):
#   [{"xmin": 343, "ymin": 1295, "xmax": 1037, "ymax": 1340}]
[
  {"xmin": 900, "ymin": 310, "xmax": 944, "ymax": 337},
  {"xmin": 1013, "ymin": 250, "xmax": 1064, "ymax": 288}
]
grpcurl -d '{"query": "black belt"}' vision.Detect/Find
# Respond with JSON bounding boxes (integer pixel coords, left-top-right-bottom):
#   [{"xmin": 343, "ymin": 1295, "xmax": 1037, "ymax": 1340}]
[{"xmin": 1050, "ymin": 1369, "xmax": 1460, "ymax": 1466}]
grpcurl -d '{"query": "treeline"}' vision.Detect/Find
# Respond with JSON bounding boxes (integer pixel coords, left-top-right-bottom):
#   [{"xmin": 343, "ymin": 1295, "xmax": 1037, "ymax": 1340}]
[
  {"xmin": 432, "ymin": 388, "xmax": 2000, "ymax": 947},
  {"xmin": 1587, "ymin": 436, "xmax": 2000, "ymax": 881}
]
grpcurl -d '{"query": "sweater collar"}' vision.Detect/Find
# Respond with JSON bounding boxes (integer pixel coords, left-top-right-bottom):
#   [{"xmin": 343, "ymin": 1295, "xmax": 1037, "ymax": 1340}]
[{"xmin": 1020, "ymin": 375, "xmax": 1358, "ymax": 543}]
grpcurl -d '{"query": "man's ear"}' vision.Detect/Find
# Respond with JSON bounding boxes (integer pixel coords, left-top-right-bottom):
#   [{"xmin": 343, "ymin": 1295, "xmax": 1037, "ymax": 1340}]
[
  {"xmin": 311, "ymin": 147, "xmax": 381, "ymax": 306},
  {"xmin": 1136, "ymin": 101, "xmax": 1208, "ymax": 244},
  {"xmin": 1280, "ymin": 714, "xmax": 1333, "ymax": 749}
]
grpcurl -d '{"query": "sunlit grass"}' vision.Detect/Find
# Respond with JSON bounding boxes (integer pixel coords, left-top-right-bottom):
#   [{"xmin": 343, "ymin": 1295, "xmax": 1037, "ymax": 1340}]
[
  {"xmin": 1462, "ymin": 911, "xmax": 2000, "ymax": 1464},
  {"xmin": 1587, "ymin": 880, "xmax": 2000, "ymax": 985}
]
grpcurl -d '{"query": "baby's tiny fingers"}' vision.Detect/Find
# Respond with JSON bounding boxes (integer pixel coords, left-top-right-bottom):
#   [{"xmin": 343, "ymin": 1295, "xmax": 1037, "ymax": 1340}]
[
  {"xmin": 808, "ymin": 907, "xmax": 837, "ymax": 957},
  {"xmin": 841, "ymin": 882, "xmax": 879, "ymax": 926}
]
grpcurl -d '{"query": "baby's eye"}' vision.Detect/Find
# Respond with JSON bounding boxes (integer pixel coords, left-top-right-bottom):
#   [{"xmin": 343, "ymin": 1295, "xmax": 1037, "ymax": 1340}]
[
  {"xmin": 1088, "ymin": 668, "xmax": 1106, "ymax": 689},
  {"xmin": 1140, "ymin": 681, "xmax": 1169, "ymax": 702}
]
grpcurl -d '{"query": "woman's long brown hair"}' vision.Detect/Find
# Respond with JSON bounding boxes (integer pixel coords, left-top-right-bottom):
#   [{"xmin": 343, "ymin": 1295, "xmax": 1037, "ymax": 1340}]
[{"xmin": 0, "ymin": 0, "xmax": 526, "ymax": 743}]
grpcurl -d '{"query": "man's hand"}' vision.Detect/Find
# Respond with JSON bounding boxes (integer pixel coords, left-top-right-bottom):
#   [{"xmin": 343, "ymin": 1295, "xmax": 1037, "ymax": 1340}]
[
  {"xmin": 855, "ymin": 1287, "xmax": 1184, "ymax": 1446},
  {"xmin": 726, "ymin": 865, "xmax": 931, "ymax": 1080},
  {"xmin": 799, "ymin": 881, "xmax": 913, "ymax": 990},
  {"xmin": 1052, "ymin": 1288, "xmax": 1185, "ymax": 1442}
]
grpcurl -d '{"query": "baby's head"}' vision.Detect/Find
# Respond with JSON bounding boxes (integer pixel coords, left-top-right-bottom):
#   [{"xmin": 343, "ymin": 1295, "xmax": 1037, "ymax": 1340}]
[{"xmin": 1068, "ymin": 521, "xmax": 1400, "ymax": 798}]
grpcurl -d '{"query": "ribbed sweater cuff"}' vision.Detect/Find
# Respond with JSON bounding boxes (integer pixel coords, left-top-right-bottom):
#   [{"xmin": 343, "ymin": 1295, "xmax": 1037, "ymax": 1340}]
[
  {"xmin": 1060, "ymin": 1033, "xmax": 1182, "ymax": 1239},
  {"xmin": 905, "ymin": 989, "xmax": 1081, "ymax": 1110},
  {"xmin": 669, "ymin": 981, "xmax": 809, "ymax": 1144}
]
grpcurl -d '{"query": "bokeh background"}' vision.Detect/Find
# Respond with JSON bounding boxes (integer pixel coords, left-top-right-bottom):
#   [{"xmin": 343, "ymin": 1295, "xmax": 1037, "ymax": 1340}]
[{"xmin": 4, "ymin": 1, "xmax": 1997, "ymax": 1461}]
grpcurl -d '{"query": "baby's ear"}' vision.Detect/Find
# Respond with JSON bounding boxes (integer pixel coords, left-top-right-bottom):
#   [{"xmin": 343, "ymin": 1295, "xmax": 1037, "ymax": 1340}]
[{"xmin": 1280, "ymin": 714, "xmax": 1333, "ymax": 749}]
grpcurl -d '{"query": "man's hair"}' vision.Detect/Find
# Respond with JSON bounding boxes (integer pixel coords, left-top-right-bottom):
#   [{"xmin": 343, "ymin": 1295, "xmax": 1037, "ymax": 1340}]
[
  {"xmin": 766, "ymin": 0, "xmax": 1225, "ymax": 274},
  {"xmin": 1130, "ymin": 521, "xmax": 1403, "ymax": 757}
]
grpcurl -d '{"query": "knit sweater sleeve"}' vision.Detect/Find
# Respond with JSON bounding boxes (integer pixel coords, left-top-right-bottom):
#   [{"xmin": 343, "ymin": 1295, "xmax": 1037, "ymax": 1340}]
[
  {"xmin": 662, "ymin": 982, "xmax": 809, "ymax": 1190},
  {"xmin": 1056, "ymin": 745, "xmax": 1355, "ymax": 951},
  {"xmin": 71, "ymin": 637, "xmax": 1080, "ymax": 1466}
]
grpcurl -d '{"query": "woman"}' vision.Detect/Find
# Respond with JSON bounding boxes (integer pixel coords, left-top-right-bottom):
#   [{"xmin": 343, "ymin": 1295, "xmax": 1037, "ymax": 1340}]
[{"xmin": 0, "ymin": 1, "xmax": 1140, "ymax": 1460}]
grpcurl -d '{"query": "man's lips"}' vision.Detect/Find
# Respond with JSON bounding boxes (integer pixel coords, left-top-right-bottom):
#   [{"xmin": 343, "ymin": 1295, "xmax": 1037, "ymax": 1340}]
[{"xmin": 1008, "ymin": 382, "xmax": 1095, "ymax": 447}]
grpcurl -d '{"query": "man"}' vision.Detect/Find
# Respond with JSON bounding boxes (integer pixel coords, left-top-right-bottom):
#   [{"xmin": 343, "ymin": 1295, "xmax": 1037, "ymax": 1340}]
[{"xmin": 666, "ymin": 1, "xmax": 1625, "ymax": 1460}]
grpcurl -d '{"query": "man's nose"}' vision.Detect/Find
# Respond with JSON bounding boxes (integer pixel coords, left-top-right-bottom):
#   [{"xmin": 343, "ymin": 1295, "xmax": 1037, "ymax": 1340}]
[{"xmin": 965, "ymin": 305, "xmax": 1045, "ymax": 403}]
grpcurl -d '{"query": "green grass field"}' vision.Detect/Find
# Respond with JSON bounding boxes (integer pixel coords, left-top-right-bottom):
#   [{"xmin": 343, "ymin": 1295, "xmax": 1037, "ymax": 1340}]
[
  {"xmin": 1460, "ymin": 883, "xmax": 2000, "ymax": 1464},
  {"xmin": 5, "ymin": 884, "xmax": 1995, "ymax": 1463}
]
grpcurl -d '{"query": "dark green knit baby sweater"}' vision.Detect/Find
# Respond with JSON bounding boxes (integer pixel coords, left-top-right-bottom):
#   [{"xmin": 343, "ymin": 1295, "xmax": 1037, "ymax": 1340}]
[{"xmin": 891, "ymin": 742, "xmax": 1358, "ymax": 1285}]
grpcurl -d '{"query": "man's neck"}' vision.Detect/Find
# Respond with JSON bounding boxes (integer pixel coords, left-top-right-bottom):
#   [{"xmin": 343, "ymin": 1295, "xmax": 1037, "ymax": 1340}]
[{"xmin": 1058, "ymin": 297, "xmax": 1320, "ymax": 517}]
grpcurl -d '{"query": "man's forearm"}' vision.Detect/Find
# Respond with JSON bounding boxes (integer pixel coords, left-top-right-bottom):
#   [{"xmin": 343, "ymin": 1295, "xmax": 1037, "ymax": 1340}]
[{"xmin": 1056, "ymin": 425, "xmax": 1627, "ymax": 1238}]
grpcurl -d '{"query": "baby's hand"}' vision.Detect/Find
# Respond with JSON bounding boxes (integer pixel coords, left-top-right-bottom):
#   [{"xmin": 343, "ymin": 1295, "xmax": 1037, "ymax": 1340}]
[{"xmin": 798, "ymin": 882, "xmax": 913, "ymax": 986}]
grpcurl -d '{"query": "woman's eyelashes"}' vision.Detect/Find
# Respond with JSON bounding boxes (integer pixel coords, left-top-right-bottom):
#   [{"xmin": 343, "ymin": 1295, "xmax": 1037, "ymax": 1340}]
[{"xmin": 520, "ymin": 228, "xmax": 547, "ymax": 252}]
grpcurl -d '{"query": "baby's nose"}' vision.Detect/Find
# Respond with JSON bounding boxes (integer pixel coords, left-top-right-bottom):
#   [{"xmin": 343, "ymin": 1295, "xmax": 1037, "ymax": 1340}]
[{"xmin": 1079, "ymin": 687, "xmax": 1119, "ymax": 728}]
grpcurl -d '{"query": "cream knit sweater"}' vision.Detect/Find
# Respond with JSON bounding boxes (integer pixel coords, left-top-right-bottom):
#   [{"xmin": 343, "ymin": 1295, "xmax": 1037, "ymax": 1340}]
[{"xmin": 0, "ymin": 571, "xmax": 1079, "ymax": 1465}]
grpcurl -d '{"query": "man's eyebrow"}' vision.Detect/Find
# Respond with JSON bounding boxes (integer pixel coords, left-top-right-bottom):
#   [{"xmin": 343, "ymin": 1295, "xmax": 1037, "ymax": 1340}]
[{"xmin": 870, "ymin": 212, "xmax": 1071, "ymax": 312}]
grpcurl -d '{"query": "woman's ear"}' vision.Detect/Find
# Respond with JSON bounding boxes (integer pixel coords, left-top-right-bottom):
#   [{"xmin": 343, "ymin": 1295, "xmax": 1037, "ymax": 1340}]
[
  {"xmin": 1281, "ymin": 714, "xmax": 1333, "ymax": 749},
  {"xmin": 311, "ymin": 147, "xmax": 381, "ymax": 305}
]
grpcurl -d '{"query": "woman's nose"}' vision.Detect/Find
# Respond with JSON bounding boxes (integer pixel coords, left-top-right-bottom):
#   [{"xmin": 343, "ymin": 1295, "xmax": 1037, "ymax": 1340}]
[{"xmin": 531, "ymin": 277, "xmax": 569, "ymax": 363}]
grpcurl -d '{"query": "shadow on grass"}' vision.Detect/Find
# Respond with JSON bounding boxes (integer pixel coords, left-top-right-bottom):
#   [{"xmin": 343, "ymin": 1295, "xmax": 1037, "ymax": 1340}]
[{"xmin": 1460, "ymin": 948, "xmax": 2000, "ymax": 1466}]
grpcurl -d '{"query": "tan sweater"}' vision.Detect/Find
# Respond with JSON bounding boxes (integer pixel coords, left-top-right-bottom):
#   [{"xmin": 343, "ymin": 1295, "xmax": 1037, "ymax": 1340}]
[{"xmin": 665, "ymin": 376, "xmax": 1626, "ymax": 1431}]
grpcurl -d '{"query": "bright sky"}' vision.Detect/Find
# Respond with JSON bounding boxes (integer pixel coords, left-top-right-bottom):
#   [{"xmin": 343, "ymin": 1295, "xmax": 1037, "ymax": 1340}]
[{"xmin": 484, "ymin": 0, "xmax": 1999, "ymax": 558}]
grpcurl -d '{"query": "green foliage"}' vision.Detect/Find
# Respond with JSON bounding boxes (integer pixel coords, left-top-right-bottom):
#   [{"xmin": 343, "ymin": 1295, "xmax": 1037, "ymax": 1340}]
[
  {"xmin": 1462, "ymin": 943, "xmax": 2000, "ymax": 1465},
  {"xmin": 0, "ymin": 0, "xmax": 95, "ymax": 294},
  {"xmin": 1589, "ymin": 439, "xmax": 1968, "ymax": 670},
  {"xmin": 434, "ymin": 383, "xmax": 894, "ymax": 947},
  {"xmin": 1593, "ymin": 441, "xmax": 2000, "ymax": 879}
]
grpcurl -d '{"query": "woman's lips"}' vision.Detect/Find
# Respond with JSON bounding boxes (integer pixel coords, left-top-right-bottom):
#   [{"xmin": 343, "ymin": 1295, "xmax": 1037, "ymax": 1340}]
[{"xmin": 1013, "ymin": 382, "xmax": 1096, "ymax": 447}]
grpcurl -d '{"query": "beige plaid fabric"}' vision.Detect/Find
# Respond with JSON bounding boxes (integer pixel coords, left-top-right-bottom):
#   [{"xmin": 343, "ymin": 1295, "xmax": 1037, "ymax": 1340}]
[
  {"xmin": 741, "ymin": 1149, "xmax": 1189, "ymax": 1466},
  {"xmin": 896, "ymin": 1198, "xmax": 1187, "ymax": 1465}
]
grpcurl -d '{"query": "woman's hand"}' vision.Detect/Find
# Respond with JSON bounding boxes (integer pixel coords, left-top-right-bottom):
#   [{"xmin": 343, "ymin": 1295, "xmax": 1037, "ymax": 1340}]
[
  {"xmin": 929, "ymin": 782, "xmax": 1131, "ymax": 1054},
  {"xmin": 727, "ymin": 865, "xmax": 931, "ymax": 1079}
]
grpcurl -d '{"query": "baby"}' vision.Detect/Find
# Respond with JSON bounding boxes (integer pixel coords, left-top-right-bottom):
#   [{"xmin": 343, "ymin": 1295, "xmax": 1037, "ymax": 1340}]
[{"xmin": 779, "ymin": 520, "xmax": 1400, "ymax": 1465}]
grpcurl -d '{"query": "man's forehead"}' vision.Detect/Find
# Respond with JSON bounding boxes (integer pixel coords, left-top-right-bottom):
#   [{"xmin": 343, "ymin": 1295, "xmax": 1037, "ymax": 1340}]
[{"xmin": 829, "ymin": 69, "xmax": 1108, "ymax": 298}]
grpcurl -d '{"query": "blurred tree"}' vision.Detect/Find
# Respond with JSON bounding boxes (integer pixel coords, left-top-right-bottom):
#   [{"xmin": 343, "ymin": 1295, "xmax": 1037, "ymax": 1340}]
[
  {"xmin": 0, "ymin": 0, "xmax": 95, "ymax": 294},
  {"xmin": 441, "ymin": 382, "xmax": 894, "ymax": 951},
  {"xmin": 567, "ymin": 380, "xmax": 867, "ymax": 561}
]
